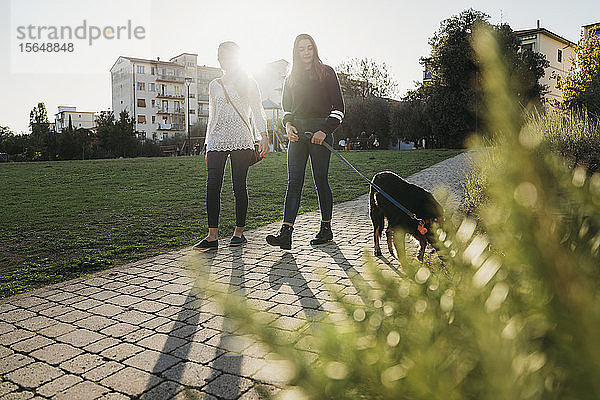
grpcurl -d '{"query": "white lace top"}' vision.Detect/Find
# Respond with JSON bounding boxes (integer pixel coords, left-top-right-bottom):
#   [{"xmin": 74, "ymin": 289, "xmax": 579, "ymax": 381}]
[{"xmin": 205, "ymin": 76, "xmax": 268, "ymax": 152}]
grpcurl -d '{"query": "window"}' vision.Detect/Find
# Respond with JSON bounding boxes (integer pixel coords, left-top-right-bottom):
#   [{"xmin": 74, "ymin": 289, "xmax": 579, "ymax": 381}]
[
  {"xmin": 137, "ymin": 98, "xmax": 146, "ymax": 107},
  {"xmin": 190, "ymin": 93, "xmax": 196, "ymax": 98},
  {"xmin": 190, "ymin": 109, "xmax": 195, "ymax": 114},
  {"xmin": 162, "ymin": 133, "xmax": 168, "ymax": 140},
  {"xmin": 174, "ymin": 101, "xmax": 180, "ymax": 113},
  {"xmin": 149, "ymin": 83, "xmax": 155, "ymax": 92},
  {"xmin": 138, "ymin": 115, "xmax": 146, "ymax": 124},
  {"xmin": 152, "ymin": 132, "xmax": 157, "ymax": 140},
  {"xmin": 558, "ymin": 49, "xmax": 563, "ymax": 62},
  {"xmin": 137, "ymin": 65, "xmax": 145, "ymax": 74},
  {"xmin": 152, "ymin": 116, "xmax": 155, "ymax": 123},
  {"xmin": 139, "ymin": 132, "xmax": 146, "ymax": 140},
  {"xmin": 151, "ymin": 99, "xmax": 155, "ymax": 107},
  {"xmin": 521, "ymin": 43, "xmax": 534, "ymax": 52},
  {"xmin": 137, "ymin": 82, "xmax": 145, "ymax": 91},
  {"xmin": 151, "ymin": 67, "xmax": 156, "ymax": 75}
]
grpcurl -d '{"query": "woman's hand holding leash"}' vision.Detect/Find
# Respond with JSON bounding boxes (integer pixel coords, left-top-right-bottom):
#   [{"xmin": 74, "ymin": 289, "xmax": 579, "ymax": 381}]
[
  {"xmin": 286, "ymin": 122, "xmax": 299, "ymax": 142},
  {"xmin": 258, "ymin": 134, "xmax": 270, "ymax": 157},
  {"xmin": 311, "ymin": 130, "xmax": 326, "ymax": 145}
]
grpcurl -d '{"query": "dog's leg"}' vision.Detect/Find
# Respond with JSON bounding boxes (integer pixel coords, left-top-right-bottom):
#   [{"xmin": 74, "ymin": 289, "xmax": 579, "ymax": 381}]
[
  {"xmin": 370, "ymin": 203, "xmax": 384, "ymax": 257},
  {"xmin": 417, "ymin": 235, "xmax": 428, "ymax": 262},
  {"xmin": 374, "ymin": 226, "xmax": 382, "ymax": 256}
]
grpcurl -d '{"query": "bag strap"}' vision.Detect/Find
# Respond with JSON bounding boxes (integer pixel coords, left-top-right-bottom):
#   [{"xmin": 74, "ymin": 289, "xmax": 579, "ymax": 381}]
[{"xmin": 217, "ymin": 78, "xmax": 254, "ymax": 138}]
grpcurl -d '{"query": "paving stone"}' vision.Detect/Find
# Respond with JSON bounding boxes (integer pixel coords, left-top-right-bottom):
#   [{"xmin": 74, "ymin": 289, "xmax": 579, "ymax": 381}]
[
  {"xmin": 0, "ymin": 329, "xmax": 35, "ymax": 346},
  {"xmin": 0, "ymin": 381, "xmax": 19, "ymax": 396},
  {"xmin": 100, "ymin": 366, "xmax": 162, "ymax": 397},
  {"xmin": 100, "ymin": 343, "xmax": 143, "ymax": 362},
  {"xmin": 100, "ymin": 322, "xmax": 137, "ymax": 338},
  {"xmin": 122, "ymin": 348, "xmax": 181, "ymax": 374},
  {"xmin": 10, "ymin": 335, "xmax": 54, "ymax": 353},
  {"xmin": 0, "ymin": 353, "xmax": 34, "ymax": 374},
  {"xmin": 37, "ymin": 321, "xmax": 77, "ymax": 338},
  {"xmin": 88, "ymin": 304, "xmax": 125, "ymax": 318},
  {"xmin": 70, "ymin": 298, "xmax": 106, "ymax": 311},
  {"xmin": 204, "ymin": 372, "xmax": 253, "ymax": 400},
  {"xmin": 37, "ymin": 304, "xmax": 74, "ymax": 318},
  {"xmin": 55, "ymin": 309, "xmax": 92, "ymax": 323},
  {"xmin": 14, "ymin": 315, "xmax": 55, "ymax": 331},
  {"xmin": 83, "ymin": 361, "xmax": 125, "ymax": 382},
  {"xmin": 114, "ymin": 310, "xmax": 153, "ymax": 325},
  {"xmin": 83, "ymin": 337, "xmax": 121, "ymax": 354},
  {"xmin": 55, "ymin": 328, "xmax": 105, "ymax": 347},
  {"xmin": 30, "ymin": 343, "xmax": 82, "ymax": 365},
  {"xmin": 137, "ymin": 333, "xmax": 187, "ymax": 353},
  {"xmin": 5, "ymin": 361, "xmax": 63, "ymax": 389},
  {"xmin": 107, "ymin": 294, "xmax": 140, "ymax": 307},
  {"xmin": 161, "ymin": 361, "xmax": 214, "ymax": 387},
  {"xmin": 74, "ymin": 315, "xmax": 116, "ymax": 331},
  {"xmin": 0, "ymin": 322, "xmax": 15, "ymax": 335},
  {"xmin": 98, "ymin": 392, "xmax": 130, "ymax": 400},
  {"xmin": 139, "ymin": 380, "xmax": 181, "ymax": 400},
  {"xmin": 59, "ymin": 353, "xmax": 105, "ymax": 374},
  {"xmin": 0, "ymin": 344, "xmax": 13, "ymax": 358},
  {"xmin": 0, "ymin": 391, "xmax": 35, "ymax": 399},
  {"xmin": 53, "ymin": 380, "xmax": 110, "ymax": 400},
  {"xmin": 171, "ymin": 341, "xmax": 219, "ymax": 365},
  {"xmin": 36, "ymin": 374, "xmax": 82, "ymax": 397},
  {"xmin": 0, "ymin": 309, "xmax": 37, "ymax": 323}
]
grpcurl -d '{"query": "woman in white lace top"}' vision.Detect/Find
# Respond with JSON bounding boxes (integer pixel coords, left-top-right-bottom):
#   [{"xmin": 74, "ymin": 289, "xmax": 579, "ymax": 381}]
[{"xmin": 194, "ymin": 41, "xmax": 269, "ymax": 250}]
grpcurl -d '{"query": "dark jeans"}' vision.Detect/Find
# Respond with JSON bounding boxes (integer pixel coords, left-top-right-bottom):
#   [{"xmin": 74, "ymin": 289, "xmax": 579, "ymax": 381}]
[
  {"xmin": 283, "ymin": 118, "xmax": 334, "ymax": 224},
  {"xmin": 206, "ymin": 149, "xmax": 253, "ymax": 228}
]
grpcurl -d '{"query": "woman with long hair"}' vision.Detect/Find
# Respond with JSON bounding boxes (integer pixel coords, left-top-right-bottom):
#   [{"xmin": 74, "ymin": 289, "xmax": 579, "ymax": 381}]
[
  {"xmin": 266, "ymin": 34, "xmax": 345, "ymax": 249},
  {"xmin": 194, "ymin": 41, "xmax": 269, "ymax": 250}
]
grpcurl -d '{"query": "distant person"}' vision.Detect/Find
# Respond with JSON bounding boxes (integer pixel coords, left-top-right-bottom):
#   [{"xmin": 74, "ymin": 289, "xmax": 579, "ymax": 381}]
[
  {"xmin": 193, "ymin": 41, "xmax": 269, "ymax": 251},
  {"xmin": 338, "ymin": 138, "xmax": 346, "ymax": 150},
  {"xmin": 345, "ymin": 137, "xmax": 350, "ymax": 151},
  {"xmin": 266, "ymin": 33, "xmax": 345, "ymax": 249}
]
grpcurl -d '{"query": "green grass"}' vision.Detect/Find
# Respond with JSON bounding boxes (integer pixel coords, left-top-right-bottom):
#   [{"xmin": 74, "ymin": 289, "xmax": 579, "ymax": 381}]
[{"xmin": 0, "ymin": 149, "xmax": 461, "ymax": 297}]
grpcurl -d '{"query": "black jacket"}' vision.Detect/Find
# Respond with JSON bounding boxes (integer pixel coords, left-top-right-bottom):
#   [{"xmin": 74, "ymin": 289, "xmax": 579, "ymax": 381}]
[{"xmin": 281, "ymin": 64, "xmax": 345, "ymax": 135}]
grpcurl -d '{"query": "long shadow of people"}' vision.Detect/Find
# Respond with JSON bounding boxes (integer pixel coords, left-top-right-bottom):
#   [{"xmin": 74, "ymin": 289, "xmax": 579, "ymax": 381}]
[
  {"xmin": 313, "ymin": 241, "xmax": 374, "ymax": 306},
  {"xmin": 268, "ymin": 252, "xmax": 322, "ymax": 320},
  {"xmin": 203, "ymin": 246, "xmax": 245, "ymax": 399}
]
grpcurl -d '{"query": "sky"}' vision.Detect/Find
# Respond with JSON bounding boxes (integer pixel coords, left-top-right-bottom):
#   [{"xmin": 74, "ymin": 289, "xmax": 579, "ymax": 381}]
[{"xmin": 0, "ymin": 0, "xmax": 598, "ymax": 134}]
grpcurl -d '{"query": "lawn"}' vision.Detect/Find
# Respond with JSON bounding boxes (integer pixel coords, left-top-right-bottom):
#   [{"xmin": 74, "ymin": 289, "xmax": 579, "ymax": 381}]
[{"xmin": 0, "ymin": 149, "xmax": 462, "ymax": 297}]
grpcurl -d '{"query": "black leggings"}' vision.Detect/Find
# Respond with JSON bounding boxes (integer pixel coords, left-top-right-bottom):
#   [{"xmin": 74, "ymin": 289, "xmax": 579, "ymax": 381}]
[
  {"xmin": 283, "ymin": 118, "xmax": 333, "ymax": 224},
  {"xmin": 206, "ymin": 149, "xmax": 253, "ymax": 228}
]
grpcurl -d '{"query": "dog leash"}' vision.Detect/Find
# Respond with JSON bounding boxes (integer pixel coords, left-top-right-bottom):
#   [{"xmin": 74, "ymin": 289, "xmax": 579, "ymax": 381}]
[{"xmin": 302, "ymin": 132, "xmax": 432, "ymax": 233}]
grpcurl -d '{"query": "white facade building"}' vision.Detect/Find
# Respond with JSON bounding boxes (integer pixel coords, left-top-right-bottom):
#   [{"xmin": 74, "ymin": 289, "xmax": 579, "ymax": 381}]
[
  {"xmin": 515, "ymin": 25, "xmax": 576, "ymax": 104},
  {"xmin": 54, "ymin": 106, "xmax": 96, "ymax": 133},
  {"xmin": 111, "ymin": 53, "xmax": 286, "ymax": 144}
]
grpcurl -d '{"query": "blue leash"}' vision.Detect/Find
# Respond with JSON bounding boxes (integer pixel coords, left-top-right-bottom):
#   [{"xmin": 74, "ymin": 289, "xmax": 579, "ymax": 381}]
[{"xmin": 302, "ymin": 132, "xmax": 422, "ymax": 223}]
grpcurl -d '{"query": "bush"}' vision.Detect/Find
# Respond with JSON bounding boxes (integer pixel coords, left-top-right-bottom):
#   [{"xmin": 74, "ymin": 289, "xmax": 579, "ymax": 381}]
[{"xmin": 193, "ymin": 28, "xmax": 600, "ymax": 399}]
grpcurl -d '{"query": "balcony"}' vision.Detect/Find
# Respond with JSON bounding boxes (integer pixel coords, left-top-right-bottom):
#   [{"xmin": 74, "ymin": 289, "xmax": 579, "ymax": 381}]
[
  {"xmin": 156, "ymin": 92, "xmax": 185, "ymax": 99},
  {"xmin": 156, "ymin": 74, "xmax": 184, "ymax": 83},
  {"xmin": 158, "ymin": 123, "xmax": 184, "ymax": 131},
  {"xmin": 157, "ymin": 108, "xmax": 184, "ymax": 115}
]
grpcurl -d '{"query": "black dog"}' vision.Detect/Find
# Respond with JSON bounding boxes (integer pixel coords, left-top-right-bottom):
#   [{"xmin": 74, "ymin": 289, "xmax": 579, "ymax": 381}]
[{"xmin": 369, "ymin": 171, "xmax": 443, "ymax": 261}]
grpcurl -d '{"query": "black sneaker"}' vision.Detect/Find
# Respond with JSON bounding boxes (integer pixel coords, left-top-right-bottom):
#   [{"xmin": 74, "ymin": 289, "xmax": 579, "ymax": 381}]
[
  {"xmin": 192, "ymin": 238, "xmax": 218, "ymax": 251},
  {"xmin": 229, "ymin": 234, "xmax": 247, "ymax": 247},
  {"xmin": 266, "ymin": 224, "xmax": 293, "ymax": 250},
  {"xmin": 310, "ymin": 222, "xmax": 333, "ymax": 245}
]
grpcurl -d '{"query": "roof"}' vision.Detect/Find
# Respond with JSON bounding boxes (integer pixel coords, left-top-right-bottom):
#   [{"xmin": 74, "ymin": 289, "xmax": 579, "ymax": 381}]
[
  {"xmin": 514, "ymin": 28, "xmax": 576, "ymax": 47},
  {"xmin": 583, "ymin": 22, "xmax": 600, "ymax": 28},
  {"xmin": 170, "ymin": 52, "xmax": 198, "ymax": 59},
  {"xmin": 110, "ymin": 56, "xmax": 183, "ymax": 71}
]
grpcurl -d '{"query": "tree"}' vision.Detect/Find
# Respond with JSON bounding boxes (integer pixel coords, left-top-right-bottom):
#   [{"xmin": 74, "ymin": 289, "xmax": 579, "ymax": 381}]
[
  {"xmin": 554, "ymin": 26, "xmax": 600, "ymax": 117},
  {"xmin": 28, "ymin": 102, "xmax": 55, "ymax": 160},
  {"xmin": 96, "ymin": 110, "xmax": 138, "ymax": 158},
  {"xmin": 337, "ymin": 58, "xmax": 398, "ymax": 98},
  {"xmin": 415, "ymin": 9, "xmax": 548, "ymax": 148}
]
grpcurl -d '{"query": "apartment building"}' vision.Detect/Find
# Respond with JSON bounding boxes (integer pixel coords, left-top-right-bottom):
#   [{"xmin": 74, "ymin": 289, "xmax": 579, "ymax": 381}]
[
  {"xmin": 54, "ymin": 106, "xmax": 96, "ymax": 133},
  {"xmin": 515, "ymin": 23, "xmax": 576, "ymax": 103},
  {"xmin": 111, "ymin": 53, "xmax": 288, "ymax": 142}
]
